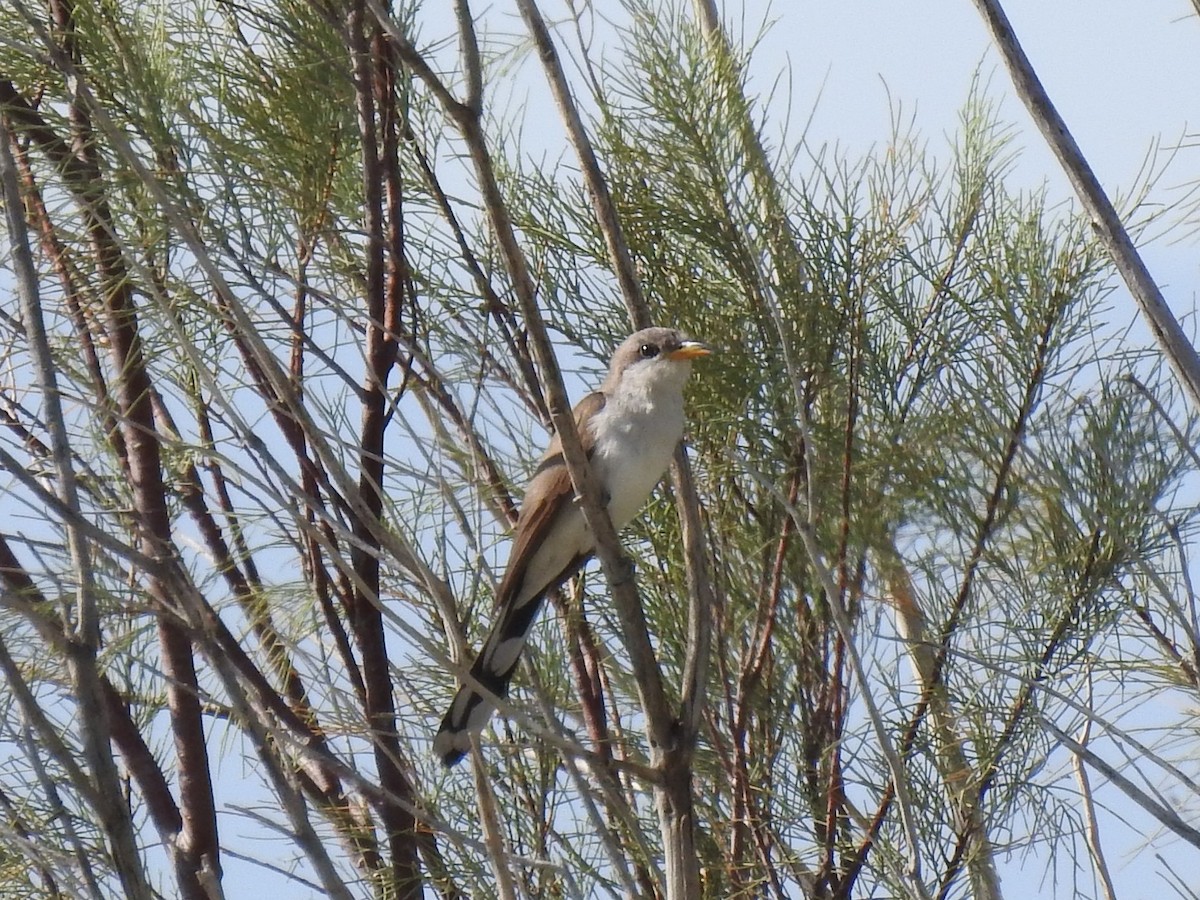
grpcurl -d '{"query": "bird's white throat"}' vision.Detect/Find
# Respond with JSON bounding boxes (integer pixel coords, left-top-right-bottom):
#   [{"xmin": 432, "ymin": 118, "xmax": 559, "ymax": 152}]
[{"xmin": 588, "ymin": 361, "xmax": 690, "ymax": 530}]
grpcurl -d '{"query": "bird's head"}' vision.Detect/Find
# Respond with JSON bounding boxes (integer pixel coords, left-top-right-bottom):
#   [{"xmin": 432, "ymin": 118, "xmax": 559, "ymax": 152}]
[{"xmin": 604, "ymin": 326, "xmax": 712, "ymax": 397}]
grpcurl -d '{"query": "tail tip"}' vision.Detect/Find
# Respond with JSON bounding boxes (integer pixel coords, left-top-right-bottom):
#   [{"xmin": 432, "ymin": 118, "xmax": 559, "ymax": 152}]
[{"xmin": 433, "ymin": 727, "xmax": 470, "ymax": 767}]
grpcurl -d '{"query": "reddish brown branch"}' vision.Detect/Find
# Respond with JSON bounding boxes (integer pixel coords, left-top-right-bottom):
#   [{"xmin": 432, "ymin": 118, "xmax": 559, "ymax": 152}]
[
  {"xmin": 5, "ymin": 36, "xmax": 221, "ymax": 887},
  {"xmin": 345, "ymin": 6, "xmax": 420, "ymax": 895}
]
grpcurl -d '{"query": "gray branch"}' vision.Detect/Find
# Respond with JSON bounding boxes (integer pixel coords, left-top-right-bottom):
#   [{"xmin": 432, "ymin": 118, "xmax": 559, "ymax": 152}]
[{"xmin": 970, "ymin": 0, "xmax": 1200, "ymax": 410}]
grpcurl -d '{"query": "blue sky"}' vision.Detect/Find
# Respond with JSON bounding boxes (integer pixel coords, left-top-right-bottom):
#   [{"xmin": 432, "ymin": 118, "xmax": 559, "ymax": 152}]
[{"xmin": 761, "ymin": 0, "xmax": 1200, "ymax": 309}]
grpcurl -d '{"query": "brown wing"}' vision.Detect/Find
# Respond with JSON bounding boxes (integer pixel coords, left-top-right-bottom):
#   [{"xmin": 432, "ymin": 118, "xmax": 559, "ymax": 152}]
[
  {"xmin": 435, "ymin": 392, "xmax": 609, "ymax": 765},
  {"xmin": 494, "ymin": 391, "xmax": 606, "ymax": 607}
]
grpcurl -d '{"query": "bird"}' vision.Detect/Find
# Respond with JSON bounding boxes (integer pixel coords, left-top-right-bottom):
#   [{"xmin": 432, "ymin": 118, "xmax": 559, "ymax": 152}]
[{"xmin": 434, "ymin": 326, "xmax": 711, "ymax": 766}]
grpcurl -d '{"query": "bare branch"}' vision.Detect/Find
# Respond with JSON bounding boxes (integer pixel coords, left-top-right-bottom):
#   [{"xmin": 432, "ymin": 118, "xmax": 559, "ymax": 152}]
[
  {"xmin": 514, "ymin": 0, "xmax": 649, "ymax": 328},
  {"xmin": 1048, "ymin": 722, "xmax": 1200, "ymax": 851},
  {"xmin": 970, "ymin": 0, "xmax": 1200, "ymax": 410},
  {"xmin": 1072, "ymin": 682, "xmax": 1119, "ymax": 900}
]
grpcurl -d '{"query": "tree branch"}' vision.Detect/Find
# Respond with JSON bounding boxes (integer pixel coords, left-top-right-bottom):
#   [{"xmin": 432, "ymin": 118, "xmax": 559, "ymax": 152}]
[
  {"xmin": 1, "ymin": 104, "xmax": 152, "ymax": 900},
  {"xmin": 970, "ymin": 0, "xmax": 1200, "ymax": 410}
]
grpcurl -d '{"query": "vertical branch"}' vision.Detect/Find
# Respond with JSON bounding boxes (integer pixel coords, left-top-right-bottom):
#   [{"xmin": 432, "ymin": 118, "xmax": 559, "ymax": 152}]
[
  {"xmin": 344, "ymin": 3, "xmax": 421, "ymax": 896},
  {"xmin": 513, "ymin": 0, "xmax": 648, "ymax": 328},
  {"xmin": 9, "ymin": 125, "xmax": 124, "ymax": 465},
  {"xmin": 726, "ymin": 473, "xmax": 796, "ymax": 895},
  {"xmin": 510, "ymin": 4, "xmax": 717, "ymax": 894},
  {"xmin": 1071, "ymin": 704, "xmax": 1119, "ymax": 900},
  {"xmin": 470, "ymin": 745, "xmax": 519, "ymax": 900},
  {"xmin": 87, "ymin": 120, "xmax": 220, "ymax": 900}
]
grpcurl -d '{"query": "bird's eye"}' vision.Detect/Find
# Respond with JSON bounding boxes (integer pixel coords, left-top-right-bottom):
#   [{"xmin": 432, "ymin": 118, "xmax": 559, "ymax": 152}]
[{"xmin": 639, "ymin": 343, "xmax": 659, "ymax": 359}]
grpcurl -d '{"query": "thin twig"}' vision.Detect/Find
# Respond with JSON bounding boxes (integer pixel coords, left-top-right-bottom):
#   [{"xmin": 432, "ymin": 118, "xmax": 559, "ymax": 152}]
[
  {"xmin": 514, "ymin": 0, "xmax": 648, "ymax": 327},
  {"xmin": 471, "ymin": 743, "xmax": 519, "ymax": 900},
  {"xmin": 1072, "ymin": 676, "xmax": 1118, "ymax": 900}
]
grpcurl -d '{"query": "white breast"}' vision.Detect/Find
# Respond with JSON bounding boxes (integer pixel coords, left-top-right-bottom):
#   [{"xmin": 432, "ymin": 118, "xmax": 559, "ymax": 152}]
[
  {"xmin": 588, "ymin": 383, "xmax": 685, "ymax": 530},
  {"xmin": 509, "ymin": 398, "xmax": 680, "ymax": 609}
]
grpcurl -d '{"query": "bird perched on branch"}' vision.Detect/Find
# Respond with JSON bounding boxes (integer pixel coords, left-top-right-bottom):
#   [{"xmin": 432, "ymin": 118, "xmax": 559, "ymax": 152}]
[{"xmin": 434, "ymin": 326, "xmax": 711, "ymax": 766}]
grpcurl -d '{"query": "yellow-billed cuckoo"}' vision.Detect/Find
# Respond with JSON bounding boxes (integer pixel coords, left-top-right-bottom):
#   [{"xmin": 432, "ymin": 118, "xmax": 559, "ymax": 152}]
[{"xmin": 434, "ymin": 326, "xmax": 710, "ymax": 766}]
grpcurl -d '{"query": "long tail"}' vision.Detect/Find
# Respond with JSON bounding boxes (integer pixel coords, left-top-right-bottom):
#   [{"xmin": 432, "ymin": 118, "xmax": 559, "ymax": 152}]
[{"xmin": 433, "ymin": 590, "xmax": 547, "ymax": 766}]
